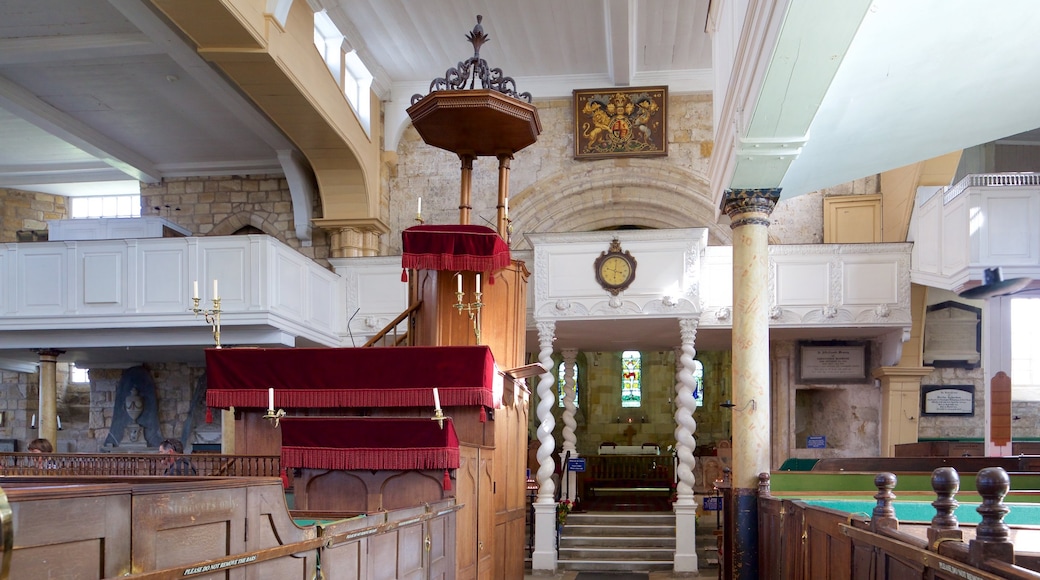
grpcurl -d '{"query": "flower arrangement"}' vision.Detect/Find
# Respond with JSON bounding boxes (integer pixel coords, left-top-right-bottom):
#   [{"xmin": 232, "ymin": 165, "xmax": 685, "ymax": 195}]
[{"xmin": 557, "ymin": 499, "xmax": 574, "ymax": 526}]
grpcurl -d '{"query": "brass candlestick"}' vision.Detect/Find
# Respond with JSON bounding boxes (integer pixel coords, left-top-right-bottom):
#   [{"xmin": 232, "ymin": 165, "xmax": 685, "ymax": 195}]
[
  {"xmin": 192, "ymin": 296, "xmax": 222, "ymax": 348},
  {"xmin": 454, "ymin": 290, "xmax": 483, "ymax": 344},
  {"xmin": 431, "ymin": 408, "xmax": 446, "ymax": 429},
  {"xmin": 263, "ymin": 407, "xmax": 286, "ymax": 428}
]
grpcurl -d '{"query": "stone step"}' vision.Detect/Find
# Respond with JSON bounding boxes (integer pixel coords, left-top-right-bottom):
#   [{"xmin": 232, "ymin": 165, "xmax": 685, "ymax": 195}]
[
  {"xmin": 560, "ymin": 535, "xmax": 675, "ymax": 549},
  {"xmin": 556, "ymin": 558, "xmax": 674, "ymax": 572},
  {"xmin": 566, "ymin": 512, "xmax": 675, "ymax": 526},
  {"xmin": 560, "ymin": 545, "xmax": 674, "ymax": 561},
  {"xmin": 563, "ymin": 524, "xmax": 674, "ymax": 537}
]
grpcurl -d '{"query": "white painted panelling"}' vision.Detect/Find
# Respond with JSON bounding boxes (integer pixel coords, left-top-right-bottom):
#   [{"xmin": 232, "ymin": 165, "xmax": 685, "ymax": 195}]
[
  {"xmin": 139, "ymin": 247, "xmax": 187, "ymax": 311},
  {"xmin": 775, "ymin": 261, "xmax": 829, "ymax": 306},
  {"xmin": 274, "ymin": 252, "xmax": 306, "ymax": 318},
  {"xmin": 19, "ymin": 248, "xmax": 66, "ymax": 311},
  {"xmin": 701, "ymin": 248, "xmax": 732, "ymax": 308},
  {"xmin": 357, "ymin": 268, "xmax": 408, "ymax": 315},
  {"xmin": 307, "ymin": 271, "xmax": 338, "ymax": 334},
  {"xmin": 843, "ymin": 261, "xmax": 898, "ymax": 305},
  {"xmin": 82, "ymin": 253, "xmax": 122, "ymax": 304},
  {"xmin": 942, "ymin": 195, "xmax": 969, "ymax": 276},
  {"xmin": 202, "ymin": 244, "xmax": 248, "ymax": 306},
  {"xmin": 912, "ymin": 194, "xmax": 940, "ymax": 276},
  {"xmin": 978, "ymin": 190, "xmax": 1038, "ymax": 265}
]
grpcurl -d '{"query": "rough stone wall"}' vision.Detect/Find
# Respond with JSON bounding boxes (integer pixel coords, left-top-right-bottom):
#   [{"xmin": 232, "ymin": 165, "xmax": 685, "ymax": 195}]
[
  {"xmin": 775, "ymin": 338, "xmax": 883, "ymax": 459},
  {"xmin": 550, "ymin": 349, "xmax": 732, "ymax": 455},
  {"xmin": 0, "ymin": 188, "xmax": 67, "ymax": 242},
  {"xmin": 88, "ymin": 363, "xmax": 209, "ymax": 452},
  {"xmin": 141, "ymin": 174, "xmax": 332, "ymax": 268}
]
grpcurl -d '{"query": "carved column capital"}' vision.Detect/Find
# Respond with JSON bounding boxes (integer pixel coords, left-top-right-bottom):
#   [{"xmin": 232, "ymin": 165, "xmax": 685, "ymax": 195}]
[{"xmin": 721, "ymin": 188, "xmax": 780, "ymax": 229}]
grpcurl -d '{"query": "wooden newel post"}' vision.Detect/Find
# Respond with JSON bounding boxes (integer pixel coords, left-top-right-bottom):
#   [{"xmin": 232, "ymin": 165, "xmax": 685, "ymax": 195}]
[
  {"xmin": 871, "ymin": 472, "xmax": 899, "ymax": 532},
  {"xmin": 758, "ymin": 472, "xmax": 771, "ymax": 498},
  {"xmin": 970, "ymin": 466, "xmax": 1014, "ymax": 566},
  {"xmin": 928, "ymin": 467, "xmax": 962, "ymax": 548}
]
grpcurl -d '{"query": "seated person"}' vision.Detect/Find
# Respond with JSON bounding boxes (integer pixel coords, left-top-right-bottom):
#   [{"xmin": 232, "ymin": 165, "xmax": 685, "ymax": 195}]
[
  {"xmin": 159, "ymin": 438, "xmax": 198, "ymax": 476},
  {"xmin": 27, "ymin": 437, "xmax": 57, "ymax": 469}
]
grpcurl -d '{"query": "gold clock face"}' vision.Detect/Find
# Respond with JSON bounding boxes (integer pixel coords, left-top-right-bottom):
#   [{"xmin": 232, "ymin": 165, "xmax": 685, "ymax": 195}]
[
  {"xmin": 599, "ymin": 256, "xmax": 633, "ymax": 286},
  {"xmin": 594, "ymin": 240, "xmax": 637, "ymax": 296}
]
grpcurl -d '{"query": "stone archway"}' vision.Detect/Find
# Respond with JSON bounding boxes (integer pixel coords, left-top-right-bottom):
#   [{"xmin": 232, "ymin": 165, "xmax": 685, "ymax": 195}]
[
  {"xmin": 210, "ymin": 213, "xmax": 278, "ymax": 238},
  {"xmin": 508, "ymin": 162, "xmax": 733, "ymax": 248}
]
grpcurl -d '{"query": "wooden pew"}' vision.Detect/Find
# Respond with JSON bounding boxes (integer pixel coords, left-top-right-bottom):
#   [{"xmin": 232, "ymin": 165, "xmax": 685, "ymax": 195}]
[{"xmin": 0, "ymin": 476, "xmax": 457, "ymax": 579}]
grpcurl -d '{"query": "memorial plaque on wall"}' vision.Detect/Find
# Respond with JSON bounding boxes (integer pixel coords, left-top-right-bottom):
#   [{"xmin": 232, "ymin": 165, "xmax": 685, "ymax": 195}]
[
  {"xmin": 923, "ymin": 301, "xmax": 981, "ymax": 368},
  {"xmin": 921, "ymin": 385, "xmax": 975, "ymax": 416},
  {"xmin": 797, "ymin": 341, "xmax": 869, "ymax": 383}
]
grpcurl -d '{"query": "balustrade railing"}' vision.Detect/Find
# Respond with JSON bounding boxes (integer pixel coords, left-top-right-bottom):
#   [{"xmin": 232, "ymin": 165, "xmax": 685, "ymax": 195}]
[{"xmin": 0, "ymin": 452, "xmax": 280, "ymax": 477}]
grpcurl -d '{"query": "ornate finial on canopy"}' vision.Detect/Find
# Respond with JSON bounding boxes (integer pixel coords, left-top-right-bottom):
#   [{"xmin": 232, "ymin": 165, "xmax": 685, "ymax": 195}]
[{"xmin": 411, "ymin": 15, "xmax": 532, "ymax": 105}]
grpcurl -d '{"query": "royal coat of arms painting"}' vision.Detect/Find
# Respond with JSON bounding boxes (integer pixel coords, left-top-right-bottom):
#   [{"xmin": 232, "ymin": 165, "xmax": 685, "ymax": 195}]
[{"xmin": 573, "ymin": 86, "xmax": 668, "ymax": 159}]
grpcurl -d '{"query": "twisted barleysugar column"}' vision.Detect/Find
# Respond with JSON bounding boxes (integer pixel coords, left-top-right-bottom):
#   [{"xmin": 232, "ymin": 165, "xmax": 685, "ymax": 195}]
[
  {"xmin": 535, "ymin": 320, "xmax": 557, "ymax": 504},
  {"xmin": 560, "ymin": 348, "xmax": 578, "ymax": 456},
  {"xmin": 673, "ymin": 317, "xmax": 699, "ymax": 505}
]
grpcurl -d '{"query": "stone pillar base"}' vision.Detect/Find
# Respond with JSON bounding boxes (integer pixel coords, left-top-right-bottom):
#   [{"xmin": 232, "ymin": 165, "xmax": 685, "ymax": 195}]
[
  {"xmin": 673, "ymin": 503, "xmax": 699, "ymax": 572},
  {"xmin": 531, "ymin": 502, "xmax": 558, "ymax": 571}
]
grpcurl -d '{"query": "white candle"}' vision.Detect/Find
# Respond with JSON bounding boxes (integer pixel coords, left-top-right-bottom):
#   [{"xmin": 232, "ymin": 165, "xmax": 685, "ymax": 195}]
[
  {"xmin": 213, "ymin": 279, "xmax": 219, "ymax": 299},
  {"xmin": 433, "ymin": 388, "xmax": 441, "ymax": 411},
  {"xmin": 457, "ymin": 274, "xmax": 463, "ymax": 293},
  {"xmin": 417, "ymin": 196, "xmax": 422, "ymax": 216},
  {"xmin": 193, "ymin": 280, "xmax": 199, "ymax": 299},
  {"xmin": 476, "ymin": 274, "xmax": 481, "ymax": 291},
  {"xmin": 268, "ymin": 387, "xmax": 274, "ymax": 411},
  {"xmin": 56, "ymin": 415, "xmax": 61, "ymax": 430}
]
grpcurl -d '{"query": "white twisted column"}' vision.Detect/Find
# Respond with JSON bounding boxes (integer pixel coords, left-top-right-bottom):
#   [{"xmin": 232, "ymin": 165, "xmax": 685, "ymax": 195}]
[
  {"xmin": 560, "ymin": 348, "xmax": 578, "ymax": 501},
  {"xmin": 673, "ymin": 318, "xmax": 700, "ymax": 572},
  {"xmin": 674, "ymin": 319, "xmax": 699, "ymax": 505},
  {"xmin": 532, "ymin": 320, "xmax": 559, "ymax": 572}
]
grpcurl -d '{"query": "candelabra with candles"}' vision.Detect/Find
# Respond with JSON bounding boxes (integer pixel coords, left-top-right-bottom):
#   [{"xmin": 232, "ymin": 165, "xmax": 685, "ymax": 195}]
[
  {"xmin": 191, "ymin": 280, "xmax": 222, "ymax": 349},
  {"xmin": 263, "ymin": 388, "xmax": 286, "ymax": 428},
  {"xmin": 454, "ymin": 273, "xmax": 483, "ymax": 344}
]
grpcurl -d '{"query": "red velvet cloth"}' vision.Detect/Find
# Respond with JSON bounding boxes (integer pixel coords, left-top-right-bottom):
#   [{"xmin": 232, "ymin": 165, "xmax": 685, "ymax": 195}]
[
  {"xmin": 205, "ymin": 346, "xmax": 497, "ymax": 409},
  {"xmin": 280, "ymin": 417, "xmax": 460, "ymax": 470},
  {"xmin": 401, "ymin": 225, "xmax": 511, "ymax": 272}
]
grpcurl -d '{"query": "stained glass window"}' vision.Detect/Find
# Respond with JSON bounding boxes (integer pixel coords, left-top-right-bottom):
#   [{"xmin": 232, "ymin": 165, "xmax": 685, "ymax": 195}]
[
  {"xmin": 558, "ymin": 363, "xmax": 578, "ymax": 407},
  {"xmin": 621, "ymin": 351, "xmax": 641, "ymax": 407},
  {"xmin": 692, "ymin": 359, "xmax": 704, "ymax": 407}
]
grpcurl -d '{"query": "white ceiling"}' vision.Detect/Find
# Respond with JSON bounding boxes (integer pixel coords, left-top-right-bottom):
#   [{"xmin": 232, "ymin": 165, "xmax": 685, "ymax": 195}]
[{"xmin": 3, "ymin": 0, "xmax": 1040, "ymax": 366}]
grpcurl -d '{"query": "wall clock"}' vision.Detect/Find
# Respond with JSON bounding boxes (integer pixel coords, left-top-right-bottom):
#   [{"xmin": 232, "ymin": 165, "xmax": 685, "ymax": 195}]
[{"xmin": 594, "ymin": 239, "xmax": 637, "ymax": 295}]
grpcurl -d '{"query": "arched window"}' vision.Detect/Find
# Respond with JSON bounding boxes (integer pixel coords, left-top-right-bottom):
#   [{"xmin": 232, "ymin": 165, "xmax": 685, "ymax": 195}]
[
  {"xmin": 692, "ymin": 359, "xmax": 704, "ymax": 407},
  {"xmin": 557, "ymin": 363, "xmax": 578, "ymax": 408},
  {"xmin": 621, "ymin": 351, "xmax": 641, "ymax": 407}
]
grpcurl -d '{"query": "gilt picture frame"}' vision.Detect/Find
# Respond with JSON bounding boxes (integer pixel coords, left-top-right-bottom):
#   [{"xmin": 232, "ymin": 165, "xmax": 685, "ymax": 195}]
[{"xmin": 573, "ymin": 86, "xmax": 668, "ymax": 159}]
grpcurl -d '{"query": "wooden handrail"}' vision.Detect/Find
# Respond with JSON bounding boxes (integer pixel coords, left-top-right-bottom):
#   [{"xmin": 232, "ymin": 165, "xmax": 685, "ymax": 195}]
[
  {"xmin": 0, "ymin": 452, "xmax": 280, "ymax": 477},
  {"xmin": 362, "ymin": 300, "xmax": 422, "ymax": 347}
]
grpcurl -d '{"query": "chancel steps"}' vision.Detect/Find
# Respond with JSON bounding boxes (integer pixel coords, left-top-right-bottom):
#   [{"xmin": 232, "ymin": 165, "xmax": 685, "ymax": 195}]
[{"xmin": 557, "ymin": 512, "xmax": 675, "ymax": 572}]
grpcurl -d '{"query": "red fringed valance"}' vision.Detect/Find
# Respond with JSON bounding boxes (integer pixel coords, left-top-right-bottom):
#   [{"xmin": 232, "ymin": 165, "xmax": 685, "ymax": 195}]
[
  {"xmin": 401, "ymin": 225, "xmax": 511, "ymax": 272},
  {"xmin": 205, "ymin": 345, "xmax": 499, "ymax": 409},
  {"xmin": 280, "ymin": 417, "xmax": 460, "ymax": 471}
]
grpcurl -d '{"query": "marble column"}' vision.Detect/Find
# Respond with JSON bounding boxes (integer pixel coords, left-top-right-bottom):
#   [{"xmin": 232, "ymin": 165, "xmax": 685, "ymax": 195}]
[
  {"xmin": 673, "ymin": 318, "xmax": 700, "ymax": 572},
  {"xmin": 532, "ymin": 320, "xmax": 558, "ymax": 571},
  {"xmin": 559, "ymin": 348, "xmax": 579, "ymax": 502},
  {"xmin": 34, "ymin": 349, "xmax": 65, "ymax": 450},
  {"xmin": 722, "ymin": 188, "xmax": 779, "ymax": 580}
]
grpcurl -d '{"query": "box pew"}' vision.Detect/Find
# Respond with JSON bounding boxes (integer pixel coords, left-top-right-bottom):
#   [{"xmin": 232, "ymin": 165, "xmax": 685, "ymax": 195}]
[
  {"xmin": 0, "ymin": 476, "xmax": 456, "ymax": 579},
  {"xmin": 757, "ymin": 468, "xmax": 1040, "ymax": 580}
]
